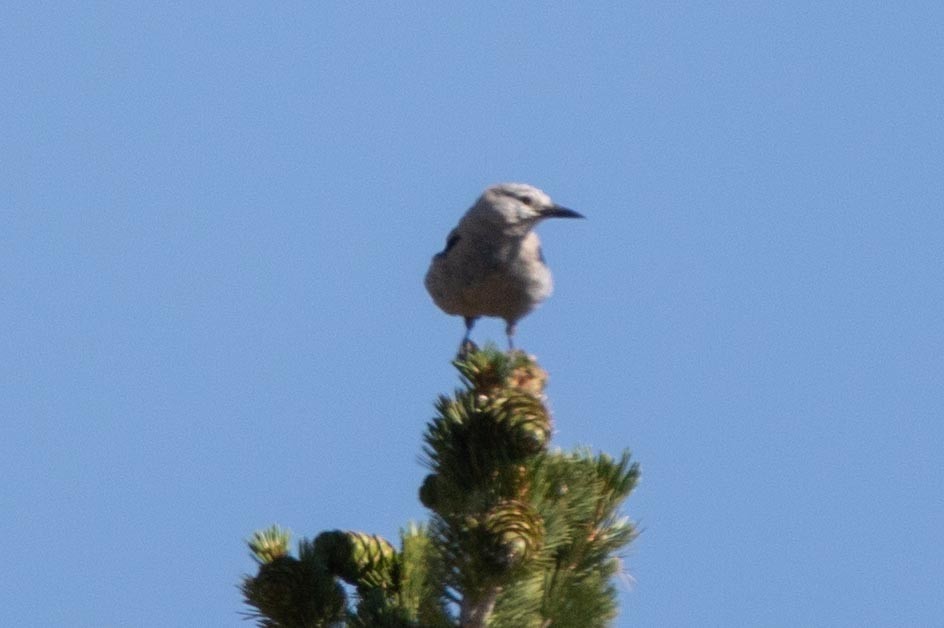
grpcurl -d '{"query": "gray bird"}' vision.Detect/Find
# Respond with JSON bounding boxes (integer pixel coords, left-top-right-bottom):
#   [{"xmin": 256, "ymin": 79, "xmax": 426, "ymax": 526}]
[{"xmin": 425, "ymin": 183, "xmax": 584, "ymax": 349}]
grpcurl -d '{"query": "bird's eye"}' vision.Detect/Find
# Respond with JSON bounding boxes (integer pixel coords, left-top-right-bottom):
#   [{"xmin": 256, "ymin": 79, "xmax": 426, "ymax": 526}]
[{"xmin": 520, "ymin": 195, "xmax": 534, "ymax": 206}]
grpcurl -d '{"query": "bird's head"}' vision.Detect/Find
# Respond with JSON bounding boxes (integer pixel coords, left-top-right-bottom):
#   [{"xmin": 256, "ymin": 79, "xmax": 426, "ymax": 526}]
[{"xmin": 464, "ymin": 183, "xmax": 583, "ymax": 236}]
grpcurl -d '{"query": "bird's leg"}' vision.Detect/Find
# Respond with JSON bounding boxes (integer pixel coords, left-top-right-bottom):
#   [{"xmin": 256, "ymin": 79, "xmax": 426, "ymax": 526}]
[
  {"xmin": 505, "ymin": 322, "xmax": 516, "ymax": 351},
  {"xmin": 463, "ymin": 317, "xmax": 477, "ymax": 343},
  {"xmin": 459, "ymin": 317, "xmax": 479, "ymax": 356}
]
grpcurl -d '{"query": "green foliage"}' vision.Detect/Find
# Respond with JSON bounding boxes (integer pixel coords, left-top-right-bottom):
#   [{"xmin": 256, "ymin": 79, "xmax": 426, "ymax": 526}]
[
  {"xmin": 501, "ymin": 450, "xmax": 639, "ymax": 627},
  {"xmin": 313, "ymin": 530, "xmax": 399, "ymax": 593},
  {"xmin": 241, "ymin": 538, "xmax": 347, "ymax": 628},
  {"xmin": 397, "ymin": 524, "xmax": 454, "ymax": 627},
  {"xmin": 241, "ymin": 346, "xmax": 638, "ymax": 627},
  {"xmin": 248, "ymin": 525, "xmax": 293, "ymax": 564}
]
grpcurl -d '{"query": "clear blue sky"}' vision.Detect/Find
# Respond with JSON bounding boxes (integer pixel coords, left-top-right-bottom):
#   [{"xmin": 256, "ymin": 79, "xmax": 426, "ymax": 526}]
[{"xmin": 2, "ymin": 3, "xmax": 941, "ymax": 626}]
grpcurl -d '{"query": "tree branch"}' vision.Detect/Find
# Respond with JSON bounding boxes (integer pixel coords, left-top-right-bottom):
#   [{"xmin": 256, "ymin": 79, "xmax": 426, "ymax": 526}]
[{"xmin": 459, "ymin": 586, "xmax": 500, "ymax": 628}]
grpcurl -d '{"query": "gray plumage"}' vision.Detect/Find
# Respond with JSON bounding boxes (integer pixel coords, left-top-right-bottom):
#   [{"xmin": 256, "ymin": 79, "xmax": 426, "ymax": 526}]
[{"xmin": 425, "ymin": 183, "xmax": 583, "ymax": 348}]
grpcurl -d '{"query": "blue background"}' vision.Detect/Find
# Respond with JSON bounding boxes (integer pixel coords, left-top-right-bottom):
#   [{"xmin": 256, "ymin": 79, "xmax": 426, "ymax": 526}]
[{"xmin": 2, "ymin": 3, "xmax": 941, "ymax": 626}]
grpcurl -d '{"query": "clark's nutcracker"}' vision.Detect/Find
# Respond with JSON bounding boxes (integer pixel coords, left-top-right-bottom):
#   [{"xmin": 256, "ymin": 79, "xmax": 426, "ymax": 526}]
[{"xmin": 425, "ymin": 183, "xmax": 584, "ymax": 349}]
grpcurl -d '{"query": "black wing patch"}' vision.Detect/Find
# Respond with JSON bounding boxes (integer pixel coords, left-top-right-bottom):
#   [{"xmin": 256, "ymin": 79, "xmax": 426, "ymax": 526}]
[{"xmin": 438, "ymin": 230, "xmax": 460, "ymax": 257}]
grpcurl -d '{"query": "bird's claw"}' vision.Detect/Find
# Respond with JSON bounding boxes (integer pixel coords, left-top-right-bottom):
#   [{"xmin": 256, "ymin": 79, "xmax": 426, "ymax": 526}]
[{"xmin": 457, "ymin": 339, "xmax": 479, "ymax": 359}]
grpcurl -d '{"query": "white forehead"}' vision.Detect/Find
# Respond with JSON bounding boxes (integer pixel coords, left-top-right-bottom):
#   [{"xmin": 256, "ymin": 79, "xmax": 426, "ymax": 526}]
[{"xmin": 483, "ymin": 182, "xmax": 552, "ymax": 206}]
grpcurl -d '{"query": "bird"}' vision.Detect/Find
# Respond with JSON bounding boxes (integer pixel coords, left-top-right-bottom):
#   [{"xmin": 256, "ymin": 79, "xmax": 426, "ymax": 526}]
[{"xmin": 425, "ymin": 183, "xmax": 584, "ymax": 350}]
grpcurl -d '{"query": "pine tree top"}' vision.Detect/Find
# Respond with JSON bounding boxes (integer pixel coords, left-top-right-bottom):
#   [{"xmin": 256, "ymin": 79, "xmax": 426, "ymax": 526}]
[{"xmin": 242, "ymin": 346, "xmax": 639, "ymax": 627}]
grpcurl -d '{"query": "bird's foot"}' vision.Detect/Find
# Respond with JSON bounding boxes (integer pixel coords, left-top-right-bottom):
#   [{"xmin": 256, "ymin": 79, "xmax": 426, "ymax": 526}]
[{"xmin": 457, "ymin": 338, "xmax": 479, "ymax": 359}]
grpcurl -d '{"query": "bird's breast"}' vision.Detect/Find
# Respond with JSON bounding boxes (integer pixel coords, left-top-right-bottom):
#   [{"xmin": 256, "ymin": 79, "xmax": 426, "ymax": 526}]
[{"xmin": 425, "ymin": 231, "xmax": 553, "ymax": 321}]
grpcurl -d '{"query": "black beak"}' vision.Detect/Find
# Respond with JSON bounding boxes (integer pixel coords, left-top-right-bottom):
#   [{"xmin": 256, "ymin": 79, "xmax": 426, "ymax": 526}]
[{"xmin": 542, "ymin": 204, "xmax": 584, "ymax": 219}]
